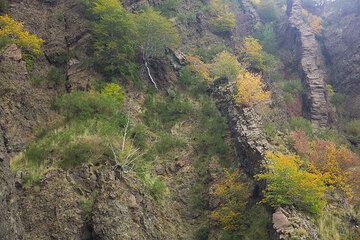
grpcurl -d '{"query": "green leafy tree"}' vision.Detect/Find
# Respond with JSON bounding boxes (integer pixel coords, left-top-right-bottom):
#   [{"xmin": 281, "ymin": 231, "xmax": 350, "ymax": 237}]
[
  {"xmin": 90, "ymin": 0, "xmax": 138, "ymax": 81},
  {"xmin": 136, "ymin": 8, "xmax": 179, "ymax": 89}
]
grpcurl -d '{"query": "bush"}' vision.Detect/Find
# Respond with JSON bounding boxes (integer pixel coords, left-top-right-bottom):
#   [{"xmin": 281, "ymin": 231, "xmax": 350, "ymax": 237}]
[
  {"xmin": 282, "ymin": 80, "xmax": 303, "ymax": 94},
  {"xmin": 255, "ymin": 23, "xmax": 278, "ymax": 54},
  {"xmin": 60, "ymin": 142, "xmax": 93, "ymax": 169},
  {"xmin": 211, "ymin": 170, "xmax": 250, "ymax": 231},
  {"xmin": 186, "ymin": 56, "xmax": 211, "ymax": 81},
  {"xmin": 0, "ymin": 15, "xmax": 43, "ymax": 55},
  {"xmin": 136, "ymin": 8, "xmax": 179, "ymax": 60},
  {"xmin": 155, "ymin": 133, "xmax": 186, "ymax": 155},
  {"xmin": 234, "ymin": 69, "xmax": 271, "ymax": 106},
  {"xmin": 257, "ymin": 0, "xmax": 280, "ymax": 23},
  {"xmin": 0, "ymin": 0, "xmax": 9, "ymax": 13},
  {"xmin": 208, "ymin": 0, "xmax": 236, "ymax": 34},
  {"xmin": 100, "ymin": 83, "xmax": 125, "ymax": 103},
  {"xmin": 210, "ymin": 51, "xmax": 241, "ymax": 81},
  {"xmin": 194, "ymin": 43, "xmax": 228, "ymax": 63},
  {"xmin": 287, "ymin": 117, "xmax": 313, "ymax": 137},
  {"xmin": 178, "ymin": 67, "xmax": 208, "ymax": 96},
  {"xmin": 53, "ymin": 91, "xmax": 121, "ymax": 120},
  {"xmin": 240, "ymin": 36, "xmax": 278, "ymax": 75},
  {"xmin": 155, "ymin": 0, "xmax": 180, "ymax": 17},
  {"xmin": 88, "ymin": 0, "xmax": 138, "ymax": 80},
  {"xmin": 143, "ymin": 91, "xmax": 194, "ymax": 129},
  {"xmin": 256, "ymin": 152, "xmax": 327, "ymax": 215},
  {"xmin": 345, "ymin": 120, "xmax": 360, "ymax": 142},
  {"xmin": 330, "ymin": 93, "xmax": 346, "ymax": 108},
  {"xmin": 194, "ymin": 225, "xmax": 210, "ymax": 240},
  {"xmin": 47, "ymin": 67, "xmax": 66, "ymax": 88}
]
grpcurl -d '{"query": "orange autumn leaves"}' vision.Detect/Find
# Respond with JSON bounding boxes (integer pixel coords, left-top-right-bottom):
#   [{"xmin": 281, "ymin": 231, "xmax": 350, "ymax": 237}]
[{"xmin": 291, "ymin": 130, "xmax": 360, "ymax": 197}]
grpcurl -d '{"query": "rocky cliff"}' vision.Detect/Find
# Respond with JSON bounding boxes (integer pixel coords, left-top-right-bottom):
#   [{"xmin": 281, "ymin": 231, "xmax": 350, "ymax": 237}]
[
  {"xmin": 0, "ymin": 44, "xmax": 56, "ymax": 239},
  {"xmin": 322, "ymin": 0, "xmax": 360, "ymax": 118},
  {"xmin": 287, "ymin": 0, "xmax": 329, "ymax": 128}
]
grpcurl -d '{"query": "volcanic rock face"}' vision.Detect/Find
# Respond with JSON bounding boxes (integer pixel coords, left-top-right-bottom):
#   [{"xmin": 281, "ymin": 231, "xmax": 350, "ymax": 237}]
[
  {"xmin": 0, "ymin": 44, "xmax": 56, "ymax": 240},
  {"xmin": 210, "ymin": 80, "xmax": 272, "ymax": 177},
  {"xmin": 322, "ymin": 0, "xmax": 360, "ymax": 118},
  {"xmin": 287, "ymin": 0, "xmax": 329, "ymax": 128}
]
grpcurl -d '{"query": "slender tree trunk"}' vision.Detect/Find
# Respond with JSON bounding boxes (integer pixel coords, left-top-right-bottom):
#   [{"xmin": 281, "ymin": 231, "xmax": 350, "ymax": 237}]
[{"xmin": 144, "ymin": 58, "xmax": 158, "ymax": 89}]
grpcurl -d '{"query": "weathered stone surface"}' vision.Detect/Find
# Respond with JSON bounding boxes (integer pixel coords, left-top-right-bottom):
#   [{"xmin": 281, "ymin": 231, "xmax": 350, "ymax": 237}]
[
  {"xmin": 322, "ymin": 0, "xmax": 360, "ymax": 118},
  {"xmin": 287, "ymin": 0, "xmax": 329, "ymax": 128},
  {"xmin": 0, "ymin": 44, "xmax": 55, "ymax": 240},
  {"xmin": 210, "ymin": 80, "xmax": 273, "ymax": 176},
  {"xmin": 270, "ymin": 207, "xmax": 320, "ymax": 240}
]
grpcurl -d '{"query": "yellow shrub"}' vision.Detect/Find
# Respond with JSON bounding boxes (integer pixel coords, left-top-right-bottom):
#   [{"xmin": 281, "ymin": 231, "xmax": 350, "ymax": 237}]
[
  {"xmin": 256, "ymin": 152, "xmax": 327, "ymax": 215},
  {"xmin": 234, "ymin": 70, "xmax": 271, "ymax": 106},
  {"xmin": 187, "ymin": 55, "xmax": 211, "ymax": 81},
  {"xmin": 0, "ymin": 15, "xmax": 43, "ymax": 55},
  {"xmin": 211, "ymin": 170, "xmax": 249, "ymax": 231}
]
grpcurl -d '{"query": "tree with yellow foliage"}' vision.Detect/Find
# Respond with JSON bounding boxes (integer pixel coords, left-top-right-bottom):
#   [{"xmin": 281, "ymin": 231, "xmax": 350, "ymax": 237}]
[
  {"xmin": 187, "ymin": 55, "xmax": 211, "ymax": 81},
  {"xmin": 211, "ymin": 169, "xmax": 249, "ymax": 231},
  {"xmin": 234, "ymin": 69, "xmax": 271, "ymax": 106},
  {"xmin": 210, "ymin": 51, "xmax": 241, "ymax": 82},
  {"xmin": 0, "ymin": 15, "xmax": 43, "ymax": 55},
  {"xmin": 256, "ymin": 152, "xmax": 327, "ymax": 215}
]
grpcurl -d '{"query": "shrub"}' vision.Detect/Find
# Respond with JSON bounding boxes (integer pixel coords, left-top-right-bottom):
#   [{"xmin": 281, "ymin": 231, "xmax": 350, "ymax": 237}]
[
  {"xmin": 330, "ymin": 93, "xmax": 346, "ymax": 108},
  {"xmin": 256, "ymin": 152, "xmax": 327, "ymax": 215},
  {"xmin": 155, "ymin": 133, "xmax": 186, "ymax": 155},
  {"xmin": 89, "ymin": 0, "xmax": 138, "ymax": 80},
  {"xmin": 194, "ymin": 225, "xmax": 210, "ymax": 240},
  {"xmin": 47, "ymin": 67, "xmax": 66, "ymax": 88},
  {"xmin": 308, "ymin": 14, "xmax": 322, "ymax": 35},
  {"xmin": 208, "ymin": 0, "xmax": 236, "ymax": 34},
  {"xmin": 255, "ymin": 23, "xmax": 278, "ymax": 54},
  {"xmin": 234, "ymin": 69, "xmax": 271, "ymax": 106},
  {"xmin": 240, "ymin": 36, "xmax": 278, "ymax": 74},
  {"xmin": 155, "ymin": 0, "xmax": 180, "ymax": 17},
  {"xmin": 307, "ymin": 140, "xmax": 359, "ymax": 195},
  {"xmin": 136, "ymin": 8, "xmax": 179, "ymax": 60},
  {"xmin": 100, "ymin": 83, "xmax": 125, "ymax": 104},
  {"xmin": 345, "ymin": 120, "xmax": 360, "ymax": 142},
  {"xmin": 194, "ymin": 43, "xmax": 228, "ymax": 63},
  {"xmin": 0, "ymin": 15, "xmax": 43, "ymax": 55},
  {"xmin": 211, "ymin": 170, "xmax": 250, "ymax": 231},
  {"xmin": 287, "ymin": 117, "xmax": 313, "ymax": 137},
  {"xmin": 282, "ymin": 80, "xmax": 303, "ymax": 94},
  {"xmin": 257, "ymin": 0, "xmax": 280, "ymax": 23},
  {"xmin": 0, "ymin": 0, "xmax": 9, "ymax": 13},
  {"xmin": 178, "ymin": 67, "xmax": 208, "ymax": 96},
  {"xmin": 187, "ymin": 55, "xmax": 211, "ymax": 81},
  {"xmin": 53, "ymin": 91, "xmax": 120, "ymax": 120},
  {"xmin": 60, "ymin": 142, "xmax": 93, "ymax": 169},
  {"xmin": 210, "ymin": 51, "xmax": 240, "ymax": 81}
]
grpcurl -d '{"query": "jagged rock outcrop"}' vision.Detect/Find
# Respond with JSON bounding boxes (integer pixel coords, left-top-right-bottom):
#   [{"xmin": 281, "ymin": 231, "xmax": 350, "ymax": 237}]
[
  {"xmin": 287, "ymin": 0, "xmax": 329, "ymax": 128},
  {"xmin": 10, "ymin": 0, "xmax": 96, "ymax": 87},
  {"xmin": 0, "ymin": 44, "xmax": 56, "ymax": 240},
  {"xmin": 210, "ymin": 80, "xmax": 272, "ymax": 177},
  {"xmin": 322, "ymin": 0, "xmax": 360, "ymax": 118},
  {"xmin": 270, "ymin": 207, "xmax": 319, "ymax": 240}
]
